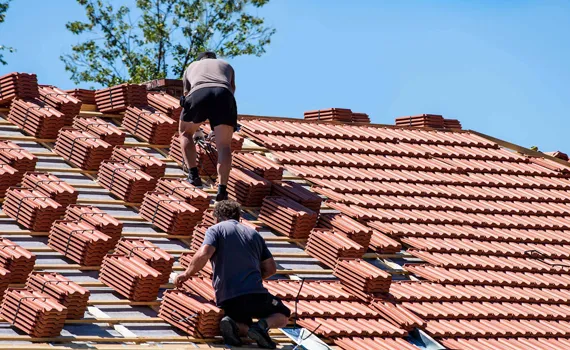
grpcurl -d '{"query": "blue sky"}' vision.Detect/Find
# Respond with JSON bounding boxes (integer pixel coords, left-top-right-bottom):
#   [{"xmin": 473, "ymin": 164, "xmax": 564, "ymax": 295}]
[{"xmin": 1, "ymin": 0, "xmax": 569, "ymax": 152}]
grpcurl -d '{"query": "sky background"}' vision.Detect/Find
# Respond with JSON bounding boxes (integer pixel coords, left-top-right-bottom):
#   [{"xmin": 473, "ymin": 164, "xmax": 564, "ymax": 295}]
[{"xmin": 1, "ymin": 0, "xmax": 569, "ymax": 152}]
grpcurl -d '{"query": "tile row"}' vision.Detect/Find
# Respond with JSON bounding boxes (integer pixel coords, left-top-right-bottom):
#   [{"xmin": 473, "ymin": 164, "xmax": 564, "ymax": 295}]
[
  {"xmin": 297, "ymin": 167, "xmax": 570, "ymax": 188},
  {"xmin": 371, "ymin": 222, "xmax": 570, "ymax": 245},
  {"xmin": 98, "ymin": 161, "xmax": 156, "ymax": 203},
  {"xmin": 403, "ymin": 300, "xmax": 570, "ymax": 320},
  {"xmin": 401, "ymin": 236, "xmax": 570, "ymax": 259},
  {"xmin": 408, "ymin": 249, "xmax": 570, "ymax": 274},
  {"xmin": 4, "ymin": 187, "xmax": 62, "ymax": 231},
  {"xmin": 258, "ymin": 196, "xmax": 318, "ymax": 238},
  {"xmin": 111, "ymin": 146, "xmax": 165, "ymax": 179},
  {"xmin": 330, "ymin": 203, "xmax": 570, "ymax": 230},
  {"xmin": 233, "ymin": 151, "xmax": 283, "ymax": 181},
  {"xmin": 239, "ymin": 118, "xmax": 496, "ymax": 146},
  {"xmin": 440, "ymin": 337, "xmax": 570, "ymax": 350},
  {"xmin": 147, "ymin": 91, "xmax": 182, "ymax": 121},
  {"xmin": 335, "ymin": 337, "xmax": 421, "ymax": 350},
  {"xmin": 333, "ymin": 259, "xmax": 392, "ymax": 301},
  {"xmin": 99, "ymin": 254, "xmax": 162, "ymax": 301},
  {"xmin": 404, "ymin": 264, "xmax": 570, "ymax": 288},
  {"xmin": 306, "ymin": 229, "xmax": 366, "ymax": 268},
  {"xmin": 65, "ymin": 88, "xmax": 95, "ymax": 105},
  {"xmin": 54, "ymin": 127, "xmax": 113, "ymax": 170},
  {"xmin": 0, "ymin": 237, "xmax": 35, "ymax": 284},
  {"xmin": 304, "ymin": 108, "xmax": 353, "ymax": 122},
  {"xmin": 389, "ymin": 281, "xmax": 570, "ymax": 304},
  {"xmin": 425, "ymin": 319, "xmax": 570, "ymax": 338},
  {"xmin": 323, "ymin": 192, "xmax": 570, "ymax": 216},
  {"xmin": 115, "ymin": 238, "xmax": 174, "ymax": 285},
  {"xmin": 64, "ymin": 204, "xmax": 123, "ymax": 246},
  {"xmin": 297, "ymin": 317, "xmax": 407, "ymax": 337}
]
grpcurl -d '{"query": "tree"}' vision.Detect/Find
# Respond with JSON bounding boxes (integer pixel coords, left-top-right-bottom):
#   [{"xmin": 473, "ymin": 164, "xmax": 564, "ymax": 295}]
[
  {"xmin": 62, "ymin": 0, "xmax": 275, "ymax": 86},
  {"xmin": 0, "ymin": 0, "xmax": 14, "ymax": 65}
]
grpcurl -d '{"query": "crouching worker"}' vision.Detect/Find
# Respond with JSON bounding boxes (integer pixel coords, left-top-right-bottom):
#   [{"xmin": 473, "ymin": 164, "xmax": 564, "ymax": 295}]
[{"xmin": 174, "ymin": 200, "xmax": 290, "ymax": 349}]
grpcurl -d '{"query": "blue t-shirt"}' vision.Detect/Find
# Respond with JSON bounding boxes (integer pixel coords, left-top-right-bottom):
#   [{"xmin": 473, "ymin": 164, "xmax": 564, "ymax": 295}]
[{"xmin": 202, "ymin": 220, "xmax": 272, "ymax": 304}]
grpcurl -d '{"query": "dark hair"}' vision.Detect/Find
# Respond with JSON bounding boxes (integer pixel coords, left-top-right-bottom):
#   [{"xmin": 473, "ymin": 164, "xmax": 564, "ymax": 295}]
[
  {"xmin": 197, "ymin": 51, "xmax": 217, "ymax": 60},
  {"xmin": 213, "ymin": 199, "xmax": 241, "ymax": 222}
]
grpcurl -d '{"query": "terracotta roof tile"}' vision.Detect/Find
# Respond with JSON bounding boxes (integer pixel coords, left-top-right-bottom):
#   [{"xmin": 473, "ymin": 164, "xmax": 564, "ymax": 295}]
[
  {"xmin": 297, "ymin": 317, "xmax": 407, "ymax": 337},
  {"xmin": 0, "ymin": 72, "xmax": 39, "ymax": 105},
  {"xmin": 335, "ymin": 337, "xmax": 421, "ymax": 350},
  {"xmin": 38, "ymin": 85, "xmax": 82, "ymax": 126},
  {"xmin": 98, "ymin": 161, "xmax": 156, "ymax": 202}
]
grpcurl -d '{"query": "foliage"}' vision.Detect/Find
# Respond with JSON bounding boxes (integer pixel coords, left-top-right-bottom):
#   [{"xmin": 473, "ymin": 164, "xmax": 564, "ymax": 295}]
[
  {"xmin": 62, "ymin": 0, "xmax": 275, "ymax": 86},
  {"xmin": 0, "ymin": 0, "xmax": 14, "ymax": 65}
]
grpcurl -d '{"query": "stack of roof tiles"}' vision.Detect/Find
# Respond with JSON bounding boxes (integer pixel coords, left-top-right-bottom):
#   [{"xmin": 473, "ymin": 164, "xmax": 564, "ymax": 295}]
[
  {"xmin": 159, "ymin": 289, "xmax": 222, "ymax": 338},
  {"xmin": 123, "ymin": 106, "xmax": 177, "ymax": 145},
  {"xmin": 0, "ymin": 72, "xmax": 39, "ymax": 105},
  {"xmin": 334, "ymin": 259, "xmax": 392, "ymax": 301},
  {"xmin": 258, "ymin": 196, "xmax": 318, "ymax": 238},
  {"xmin": 98, "ymin": 161, "xmax": 155, "ymax": 203},
  {"xmin": 94, "ymin": 84, "xmax": 147, "ymax": 113},
  {"xmin": 99, "ymin": 254, "xmax": 162, "ymax": 301},
  {"xmin": 22, "ymin": 172, "xmax": 78, "ymax": 210},
  {"xmin": 169, "ymin": 132, "xmax": 218, "ymax": 176},
  {"xmin": 4, "ymin": 187, "xmax": 62, "ymax": 231},
  {"xmin": 189, "ymin": 225, "xmax": 209, "ymax": 252},
  {"xmin": 139, "ymin": 192, "xmax": 203, "ymax": 235},
  {"xmin": 147, "ymin": 91, "xmax": 182, "ymax": 121},
  {"xmin": 0, "ymin": 288, "xmax": 67, "ymax": 337},
  {"xmin": 156, "ymin": 178, "xmax": 210, "ymax": 212},
  {"xmin": 26, "ymin": 272, "xmax": 90, "ymax": 319},
  {"xmin": 73, "ymin": 116, "xmax": 126, "ymax": 146},
  {"xmin": 54, "ymin": 128, "xmax": 113, "ymax": 170},
  {"xmin": 0, "ymin": 238, "xmax": 35, "ymax": 284},
  {"xmin": 0, "ymin": 140, "xmax": 37, "ymax": 195},
  {"xmin": 0, "ymin": 164, "xmax": 19, "ymax": 197},
  {"xmin": 64, "ymin": 88, "xmax": 96, "ymax": 105},
  {"xmin": 115, "ymin": 238, "xmax": 174, "ymax": 285},
  {"xmin": 111, "ymin": 146, "xmax": 165, "ymax": 180},
  {"xmin": 395, "ymin": 114, "xmax": 445, "ymax": 128},
  {"xmin": 179, "ymin": 251, "xmax": 213, "ymax": 278},
  {"xmin": 38, "ymin": 85, "xmax": 82, "ymax": 125},
  {"xmin": 271, "ymin": 180, "xmax": 322, "ymax": 213},
  {"xmin": 233, "ymin": 152, "xmax": 283, "ymax": 180},
  {"xmin": 8, "ymin": 99, "xmax": 66, "ymax": 138},
  {"xmin": 178, "ymin": 276, "xmax": 215, "ymax": 302},
  {"xmin": 227, "ymin": 168, "xmax": 272, "ymax": 206},
  {"xmin": 304, "ymin": 108, "xmax": 353, "ymax": 122},
  {"xmin": 145, "ymin": 79, "xmax": 183, "ymax": 98},
  {"xmin": 351, "ymin": 112, "xmax": 370, "ymax": 123},
  {"xmin": 48, "ymin": 220, "xmax": 114, "ymax": 266},
  {"xmin": 318, "ymin": 213, "xmax": 373, "ymax": 249},
  {"xmin": 64, "ymin": 205, "xmax": 123, "ymax": 247},
  {"xmin": 306, "ymin": 229, "xmax": 366, "ymax": 268},
  {"xmin": 443, "ymin": 118, "xmax": 462, "ymax": 129},
  {"xmin": 200, "ymin": 123, "xmax": 244, "ymax": 151},
  {"xmin": 0, "ymin": 267, "xmax": 10, "ymax": 302}
]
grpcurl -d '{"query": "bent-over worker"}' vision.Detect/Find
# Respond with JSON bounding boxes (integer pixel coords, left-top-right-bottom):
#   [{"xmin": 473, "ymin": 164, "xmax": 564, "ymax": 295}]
[
  {"xmin": 180, "ymin": 51, "xmax": 237, "ymax": 201},
  {"xmin": 174, "ymin": 200, "xmax": 290, "ymax": 349}
]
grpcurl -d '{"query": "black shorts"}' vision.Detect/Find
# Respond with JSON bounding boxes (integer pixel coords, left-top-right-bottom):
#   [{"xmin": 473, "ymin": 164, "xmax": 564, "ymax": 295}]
[
  {"xmin": 181, "ymin": 87, "xmax": 238, "ymax": 130},
  {"xmin": 219, "ymin": 293, "xmax": 291, "ymax": 326}
]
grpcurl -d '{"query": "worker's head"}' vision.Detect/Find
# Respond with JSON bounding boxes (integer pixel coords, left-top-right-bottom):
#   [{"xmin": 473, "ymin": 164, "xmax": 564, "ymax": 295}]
[
  {"xmin": 197, "ymin": 51, "xmax": 217, "ymax": 60},
  {"xmin": 213, "ymin": 199, "xmax": 241, "ymax": 223}
]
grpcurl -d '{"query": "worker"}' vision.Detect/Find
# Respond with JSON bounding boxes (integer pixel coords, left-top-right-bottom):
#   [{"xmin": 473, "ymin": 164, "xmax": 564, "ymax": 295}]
[
  {"xmin": 174, "ymin": 200, "xmax": 290, "ymax": 349},
  {"xmin": 180, "ymin": 51, "xmax": 237, "ymax": 201}
]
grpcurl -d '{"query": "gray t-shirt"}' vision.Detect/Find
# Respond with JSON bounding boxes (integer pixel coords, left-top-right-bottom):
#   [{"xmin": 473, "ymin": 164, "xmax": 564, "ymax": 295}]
[
  {"xmin": 202, "ymin": 219, "xmax": 272, "ymax": 304},
  {"xmin": 183, "ymin": 58, "xmax": 235, "ymax": 95}
]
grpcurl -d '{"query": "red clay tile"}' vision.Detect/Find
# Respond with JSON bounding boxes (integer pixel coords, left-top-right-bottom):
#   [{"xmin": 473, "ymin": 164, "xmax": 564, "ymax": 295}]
[
  {"xmin": 3, "ymin": 187, "xmax": 62, "ymax": 231},
  {"xmin": 64, "ymin": 205, "xmax": 123, "ymax": 247},
  {"xmin": 64, "ymin": 88, "xmax": 95, "ymax": 105},
  {"xmin": 227, "ymin": 168, "xmax": 272, "ymax": 207},
  {"xmin": 335, "ymin": 337, "xmax": 421, "ymax": 350},
  {"xmin": 21, "ymin": 172, "xmax": 78, "ymax": 210},
  {"xmin": 233, "ymin": 152, "xmax": 283, "ymax": 181},
  {"xmin": 0, "ymin": 237, "xmax": 35, "ymax": 284},
  {"xmin": 123, "ymin": 106, "xmax": 177, "ymax": 145},
  {"xmin": 111, "ymin": 146, "xmax": 166, "ymax": 180},
  {"xmin": 156, "ymin": 178, "xmax": 210, "ymax": 213},
  {"xmin": 38, "ymin": 85, "xmax": 82, "ymax": 126},
  {"xmin": 95, "ymin": 84, "xmax": 147, "ymax": 113},
  {"xmin": 98, "ymin": 161, "xmax": 155, "ymax": 202},
  {"xmin": 147, "ymin": 91, "xmax": 182, "ymax": 121},
  {"xmin": 73, "ymin": 116, "xmax": 125, "ymax": 146},
  {"xmin": 54, "ymin": 127, "xmax": 113, "ymax": 170},
  {"xmin": 8, "ymin": 99, "xmax": 66, "ymax": 138},
  {"xmin": 115, "ymin": 238, "xmax": 174, "ymax": 285},
  {"xmin": 139, "ymin": 192, "xmax": 203, "ymax": 235},
  {"xmin": 99, "ymin": 254, "xmax": 162, "ymax": 301},
  {"xmin": 26, "ymin": 272, "xmax": 89, "ymax": 319},
  {"xmin": 258, "ymin": 196, "xmax": 318, "ymax": 238}
]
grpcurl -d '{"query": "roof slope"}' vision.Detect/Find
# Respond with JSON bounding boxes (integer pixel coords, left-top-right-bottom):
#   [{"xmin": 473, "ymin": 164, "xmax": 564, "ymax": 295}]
[{"xmin": 240, "ymin": 117, "xmax": 570, "ymax": 349}]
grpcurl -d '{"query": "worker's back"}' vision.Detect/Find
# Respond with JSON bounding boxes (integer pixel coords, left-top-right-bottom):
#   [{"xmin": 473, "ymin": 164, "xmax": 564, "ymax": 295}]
[
  {"xmin": 203, "ymin": 219, "xmax": 271, "ymax": 305},
  {"xmin": 183, "ymin": 58, "xmax": 234, "ymax": 95}
]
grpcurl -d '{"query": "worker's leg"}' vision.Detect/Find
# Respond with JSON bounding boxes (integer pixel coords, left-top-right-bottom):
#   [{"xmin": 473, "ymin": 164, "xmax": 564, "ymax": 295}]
[
  {"xmin": 262, "ymin": 312, "xmax": 289, "ymax": 329},
  {"xmin": 213, "ymin": 124, "xmax": 233, "ymax": 201},
  {"xmin": 179, "ymin": 120, "xmax": 202, "ymax": 186},
  {"xmin": 236, "ymin": 322, "xmax": 249, "ymax": 336}
]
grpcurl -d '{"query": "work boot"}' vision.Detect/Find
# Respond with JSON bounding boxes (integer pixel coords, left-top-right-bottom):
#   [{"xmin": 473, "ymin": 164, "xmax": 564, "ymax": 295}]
[
  {"xmin": 187, "ymin": 167, "xmax": 203, "ymax": 188},
  {"xmin": 220, "ymin": 316, "xmax": 242, "ymax": 346},
  {"xmin": 215, "ymin": 184, "xmax": 228, "ymax": 202},
  {"xmin": 248, "ymin": 321, "xmax": 276, "ymax": 349}
]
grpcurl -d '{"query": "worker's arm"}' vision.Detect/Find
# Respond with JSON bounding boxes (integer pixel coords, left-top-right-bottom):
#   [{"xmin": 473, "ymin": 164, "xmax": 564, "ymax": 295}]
[
  {"xmin": 182, "ymin": 66, "xmax": 191, "ymax": 96},
  {"xmin": 230, "ymin": 66, "xmax": 236, "ymax": 93},
  {"xmin": 260, "ymin": 257, "xmax": 277, "ymax": 279},
  {"xmin": 174, "ymin": 244, "xmax": 215, "ymax": 287}
]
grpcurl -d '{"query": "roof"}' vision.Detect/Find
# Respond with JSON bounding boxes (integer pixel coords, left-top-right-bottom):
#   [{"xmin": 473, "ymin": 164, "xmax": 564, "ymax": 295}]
[{"xmin": 1, "ymin": 72, "xmax": 570, "ymax": 349}]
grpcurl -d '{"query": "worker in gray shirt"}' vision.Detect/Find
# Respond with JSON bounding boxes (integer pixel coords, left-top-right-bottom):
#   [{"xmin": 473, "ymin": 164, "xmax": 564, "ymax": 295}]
[
  {"xmin": 175, "ymin": 200, "xmax": 290, "ymax": 349},
  {"xmin": 179, "ymin": 51, "xmax": 237, "ymax": 201}
]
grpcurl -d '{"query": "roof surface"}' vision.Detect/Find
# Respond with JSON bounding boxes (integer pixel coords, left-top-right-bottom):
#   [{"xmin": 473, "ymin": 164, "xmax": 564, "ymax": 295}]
[{"xmin": 0, "ymin": 74, "xmax": 569, "ymax": 349}]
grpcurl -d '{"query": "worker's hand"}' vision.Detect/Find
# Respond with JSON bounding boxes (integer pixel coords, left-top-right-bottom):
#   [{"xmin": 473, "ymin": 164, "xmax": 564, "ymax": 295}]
[
  {"xmin": 174, "ymin": 272, "xmax": 190, "ymax": 288},
  {"xmin": 193, "ymin": 130, "xmax": 205, "ymax": 143},
  {"xmin": 206, "ymin": 131, "xmax": 215, "ymax": 143}
]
